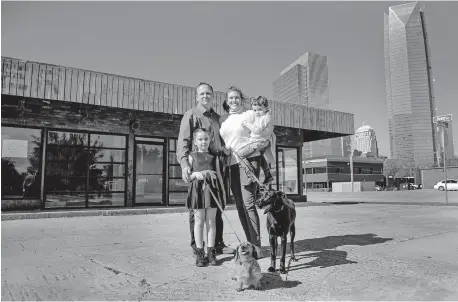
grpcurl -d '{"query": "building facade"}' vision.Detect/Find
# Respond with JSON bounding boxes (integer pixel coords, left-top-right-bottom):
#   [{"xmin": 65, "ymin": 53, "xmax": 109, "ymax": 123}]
[
  {"xmin": 355, "ymin": 125, "xmax": 379, "ymax": 157},
  {"xmin": 1, "ymin": 57, "xmax": 354, "ymax": 211},
  {"xmin": 384, "ymin": 2, "xmax": 438, "ymax": 168},
  {"xmin": 304, "ymin": 156, "xmax": 385, "ymax": 192},
  {"xmin": 434, "ymin": 119, "xmax": 455, "ymax": 165},
  {"xmin": 273, "ymin": 52, "xmax": 348, "ymax": 159}
]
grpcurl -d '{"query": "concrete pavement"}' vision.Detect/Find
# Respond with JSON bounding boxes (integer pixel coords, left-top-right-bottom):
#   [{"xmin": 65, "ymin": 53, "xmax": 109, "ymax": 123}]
[{"xmin": 2, "ymin": 203, "xmax": 458, "ymax": 301}]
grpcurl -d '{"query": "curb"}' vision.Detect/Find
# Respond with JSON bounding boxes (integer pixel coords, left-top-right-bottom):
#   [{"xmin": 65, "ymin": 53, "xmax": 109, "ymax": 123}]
[{"xmin": 1, "ymin": 202, "xmax": 324, "ymax": 221}]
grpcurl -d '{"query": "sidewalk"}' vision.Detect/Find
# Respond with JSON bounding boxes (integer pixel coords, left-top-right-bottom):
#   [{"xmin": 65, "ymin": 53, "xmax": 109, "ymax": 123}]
[{"xmin": 2, "ymin": 190, "xmax": 457, "ymax": 221}]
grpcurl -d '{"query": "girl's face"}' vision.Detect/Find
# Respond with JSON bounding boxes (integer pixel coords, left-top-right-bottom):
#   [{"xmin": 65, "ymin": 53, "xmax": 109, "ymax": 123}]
[
  {"xmin": 252, "ymin": 104, "xmax": 267, "ymax": 117},
  {"xmin": 194, "ymin": 131, "xmax": 210, "ymax": 151},
  {"xmin": 227, "ymin": 91, "xmax": 242, "ymax": 111}
]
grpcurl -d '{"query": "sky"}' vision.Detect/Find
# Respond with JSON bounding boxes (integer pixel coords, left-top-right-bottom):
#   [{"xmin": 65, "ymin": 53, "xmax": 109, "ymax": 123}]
[{"xmin": 2, "ymin": 1, "xmax": 458, "ymax": 157}]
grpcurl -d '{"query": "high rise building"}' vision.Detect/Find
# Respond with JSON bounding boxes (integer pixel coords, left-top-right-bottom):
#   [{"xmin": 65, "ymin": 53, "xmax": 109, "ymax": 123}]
[
  {"xmin": 434, "ymin": 119, "xmax": 455, "ymax": 165},
  {"xmin": 273, "ymin": 52, "xmax": 346, "ymax": 158},
  {"xmin": 355, "ymin": 124, "xmax": 379, "ymax": 157},
  {"xmin": 384, "ymin": 2, "xmax": 438, "ymax": 168}
]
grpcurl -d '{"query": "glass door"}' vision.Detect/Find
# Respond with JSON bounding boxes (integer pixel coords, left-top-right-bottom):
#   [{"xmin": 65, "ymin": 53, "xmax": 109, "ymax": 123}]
[
  {"xmin": 276, "ymin": 146, "xmax": 299, "ymax": 194},
  {"xmin": 134, "ymin": 141, "xmax": 165, "ymax": 205}
]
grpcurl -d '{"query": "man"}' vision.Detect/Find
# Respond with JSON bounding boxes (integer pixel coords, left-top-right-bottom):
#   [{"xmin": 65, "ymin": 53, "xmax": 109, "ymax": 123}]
[{"xmin": 176, "ymin": 82, "xmax": 235, "ymax": 258}]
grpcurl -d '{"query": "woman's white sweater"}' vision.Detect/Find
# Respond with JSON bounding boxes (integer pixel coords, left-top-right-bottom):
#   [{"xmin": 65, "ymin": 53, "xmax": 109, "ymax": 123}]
[{"xmin": 220, "ymin": 110, "xmax": 260, "ymax": 165}]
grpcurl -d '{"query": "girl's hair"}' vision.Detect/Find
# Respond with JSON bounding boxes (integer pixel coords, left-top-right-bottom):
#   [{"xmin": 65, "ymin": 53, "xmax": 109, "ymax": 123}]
[
  {"xmin": 251, "ymin": 96, "xmax": 269, "ymax": 108},
  {"xmin": 193, "ymin": 128, "xmax": 210, "ymax": 141}
]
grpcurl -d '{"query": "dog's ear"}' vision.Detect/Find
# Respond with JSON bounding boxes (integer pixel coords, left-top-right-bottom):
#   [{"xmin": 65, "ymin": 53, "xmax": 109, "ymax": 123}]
[
  {"xmin": 234, "ymin": 246, "xmax": 241, "ymax": 265},
  {"xmin": 252, "ymin": 245, "xmax": 259, "ymax": 260}
]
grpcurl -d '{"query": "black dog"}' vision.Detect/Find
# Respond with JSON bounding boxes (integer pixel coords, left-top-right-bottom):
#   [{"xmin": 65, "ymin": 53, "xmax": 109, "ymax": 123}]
[{"xmin": 256, "ymin": 189, "xmax": 297, "ymax": 274}]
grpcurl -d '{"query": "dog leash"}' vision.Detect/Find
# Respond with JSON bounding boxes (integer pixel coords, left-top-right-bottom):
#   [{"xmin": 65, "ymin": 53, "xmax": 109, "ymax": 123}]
[{"xmin": 231, "ymin": 150, "xmax": 269, "ymax": 192}]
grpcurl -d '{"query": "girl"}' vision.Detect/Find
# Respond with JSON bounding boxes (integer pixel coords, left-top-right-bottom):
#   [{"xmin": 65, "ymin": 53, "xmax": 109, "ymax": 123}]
[{"xmin": 187, "ymin": 128, "xmax": 226, "ymax": 267}]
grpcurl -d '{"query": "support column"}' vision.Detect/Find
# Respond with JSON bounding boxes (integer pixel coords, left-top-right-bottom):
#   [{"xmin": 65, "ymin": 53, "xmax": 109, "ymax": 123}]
[{"xmin": 126, "ymin": 129, "xmax": 135, "ymax": 207}]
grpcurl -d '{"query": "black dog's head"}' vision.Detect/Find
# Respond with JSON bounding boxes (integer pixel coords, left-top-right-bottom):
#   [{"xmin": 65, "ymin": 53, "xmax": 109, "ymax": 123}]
[{"xmin": 256, "ymin": 189, "xmax": 286, "ymax": 214}]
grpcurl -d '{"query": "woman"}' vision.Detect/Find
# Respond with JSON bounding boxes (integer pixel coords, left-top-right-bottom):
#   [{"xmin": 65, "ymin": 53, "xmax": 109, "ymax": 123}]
[{"xmin": 219, "ymin": 86, "xmax": 262, "ymax": 249}]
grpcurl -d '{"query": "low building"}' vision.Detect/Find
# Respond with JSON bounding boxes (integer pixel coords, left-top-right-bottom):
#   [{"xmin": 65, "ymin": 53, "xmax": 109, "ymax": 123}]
[
  {"xmin": 304, "ymin": 156, "xmax": 384, "ymax": 192},
  {"xmin": 420, "ymin": 166, "xmax": 458, "ymax": 189},
  {"xmin": 1, "ymin": 57, "xmax": 354, "ymax": 211}
]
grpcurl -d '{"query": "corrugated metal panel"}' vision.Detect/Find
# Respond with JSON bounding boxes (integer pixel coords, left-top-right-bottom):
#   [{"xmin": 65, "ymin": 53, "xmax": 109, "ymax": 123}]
[{"xmin": 1, "ymin": 56, "xmax": 353, "ymax": 134}]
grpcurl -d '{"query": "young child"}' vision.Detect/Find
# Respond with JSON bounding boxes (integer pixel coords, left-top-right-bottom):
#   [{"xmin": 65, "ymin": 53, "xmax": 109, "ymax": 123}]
[
  {"xmin": 186, "ymin": 128, "xmax": 226, "ymax": 267},
  {"xmin": 238, "ymin": 96, "xmax": 275, "ymax": 184}
]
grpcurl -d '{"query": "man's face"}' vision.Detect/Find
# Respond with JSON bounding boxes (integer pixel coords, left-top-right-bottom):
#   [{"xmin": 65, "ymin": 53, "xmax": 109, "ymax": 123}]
[{"xmin": 196, "ymin": 85, "xmax": 214, "ymax": 109}]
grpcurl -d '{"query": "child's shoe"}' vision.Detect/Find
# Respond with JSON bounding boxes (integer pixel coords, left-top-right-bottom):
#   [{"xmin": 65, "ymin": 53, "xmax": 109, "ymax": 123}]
[
  {"xmin": 207, "ymin": 247, "xmax": 218, "ymax": 266},
  {"xmin": 262, "ymin": 168, "xmax": 274, "ymax": 184},
  {"xmin": 195, "ymin": 248, "xmax": 208, "ymax": 267}
]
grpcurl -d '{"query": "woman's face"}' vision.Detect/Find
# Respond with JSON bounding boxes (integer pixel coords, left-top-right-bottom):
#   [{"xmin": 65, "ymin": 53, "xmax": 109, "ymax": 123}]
[{"xmin": 227, "ymin": 91, "xmax": 242, "ymax": 111}]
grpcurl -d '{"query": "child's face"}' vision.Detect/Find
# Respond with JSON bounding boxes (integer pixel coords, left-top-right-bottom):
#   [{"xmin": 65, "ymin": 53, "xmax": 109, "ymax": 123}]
[
  {"xmin": 252, "ymin": 104, "xmax": 267, "ymax": 117},
  {"xmin": 194, "ymin": 132, "xmax": 210, "ymax": 151}
]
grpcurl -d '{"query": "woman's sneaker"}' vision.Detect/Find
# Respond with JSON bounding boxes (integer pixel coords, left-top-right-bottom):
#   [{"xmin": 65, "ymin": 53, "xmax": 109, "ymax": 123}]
[{"xmin": 214, "ymin": 242, "xmax": 235, "ymax": 255}]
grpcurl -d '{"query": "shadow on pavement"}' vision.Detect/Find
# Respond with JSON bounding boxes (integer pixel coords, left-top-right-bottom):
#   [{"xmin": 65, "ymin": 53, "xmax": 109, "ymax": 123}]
[
  {"xmin": 262, "ymin": 233, "xmax": 393, "ymax": 271},
  {"xmin": 260, "ymin": 271, "xmax": 302, "ymax": 290}
]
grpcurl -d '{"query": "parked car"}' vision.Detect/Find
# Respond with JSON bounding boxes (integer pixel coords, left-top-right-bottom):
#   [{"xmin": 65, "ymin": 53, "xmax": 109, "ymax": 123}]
[{"xmin": 433, "ymin": 180, "xmax": 458, "ymax": 191}]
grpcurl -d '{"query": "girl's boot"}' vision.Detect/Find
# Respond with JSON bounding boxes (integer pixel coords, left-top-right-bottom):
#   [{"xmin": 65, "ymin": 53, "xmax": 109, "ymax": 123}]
[
  {"xmin": 195, "ymin": 247, "xmax": 207, "ymax": 267},
  {"xmin": 207, "ymin": 247, "xmax": 217, "ymax": 266}
]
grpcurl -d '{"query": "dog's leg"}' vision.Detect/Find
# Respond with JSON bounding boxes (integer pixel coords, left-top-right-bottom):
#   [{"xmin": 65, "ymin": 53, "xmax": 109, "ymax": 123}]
[
  {"xmin": 235, "ymin": 280, "xmax": 244, "ymax": 292},
  {"xmin": 267, "ymin": 235, "xmax": 277, "ymax": 272},
  {"xmin": 279, "ymin": 235, "xmax": 287, "ymax": 274},
  {"xmin": 290, "ymin": 223, "xmax": 297, "ymax": 262}
]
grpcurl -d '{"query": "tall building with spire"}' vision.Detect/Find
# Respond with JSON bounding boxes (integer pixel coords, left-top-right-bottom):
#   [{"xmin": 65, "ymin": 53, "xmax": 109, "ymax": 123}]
[{"xmin": 384, "ymin": 2, "xmax": 437, "ymax": 168}]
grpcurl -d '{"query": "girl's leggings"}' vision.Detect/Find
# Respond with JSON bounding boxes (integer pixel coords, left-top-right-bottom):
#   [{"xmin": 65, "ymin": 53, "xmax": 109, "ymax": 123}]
[{"xmin": 193, "ymin": 208, "xmax": 217, "ymax": 249}]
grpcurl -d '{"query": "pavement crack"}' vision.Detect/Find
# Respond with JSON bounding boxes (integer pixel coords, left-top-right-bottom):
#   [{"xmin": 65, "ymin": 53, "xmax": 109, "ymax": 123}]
[{"xmin": 395, "ymin": 230, "xmax": 456, "ymax": 244}]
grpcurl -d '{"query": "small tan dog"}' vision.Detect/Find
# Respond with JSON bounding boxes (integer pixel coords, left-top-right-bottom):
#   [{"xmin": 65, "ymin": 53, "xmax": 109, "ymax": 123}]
[{"xmin": 232, "ymin": 242, "xmax": 263, "ymax": 291}]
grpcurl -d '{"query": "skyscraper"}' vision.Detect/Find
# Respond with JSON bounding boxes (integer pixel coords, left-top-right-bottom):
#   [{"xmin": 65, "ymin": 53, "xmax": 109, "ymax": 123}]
[
  {"xmin": 384, "ymin": 2, "xmax": 437, "ymax": 168},
  {"xmin": 273, "ymin": 52, "xmax": 345, "ymax": 158}
]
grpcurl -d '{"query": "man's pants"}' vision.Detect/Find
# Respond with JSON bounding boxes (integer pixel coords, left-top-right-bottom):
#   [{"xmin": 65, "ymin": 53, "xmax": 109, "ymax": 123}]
[
  {"xmin": 229, "ymin": 156, "xmax": 261, "ymax": 247},
  {"xmin": 190, "ymin": 208, "xmax": 223, "ymax": 248}
]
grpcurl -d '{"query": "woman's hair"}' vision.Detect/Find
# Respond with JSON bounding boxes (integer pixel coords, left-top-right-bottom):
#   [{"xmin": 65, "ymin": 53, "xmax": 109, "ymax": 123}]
[
  {"xmin": 251, "ymin": 96, "xmax": 269, "ymax": 108},
  {"xmin": 226, "ymin": 85, "xmax": 245, "ymax": 100},
  {"xmin": 193, "ymin": 128, "xmax": 210, "ymax": 141},
  {"xmin": 222, "ymin": 100, "xmax": 230, "ymax": 113}
]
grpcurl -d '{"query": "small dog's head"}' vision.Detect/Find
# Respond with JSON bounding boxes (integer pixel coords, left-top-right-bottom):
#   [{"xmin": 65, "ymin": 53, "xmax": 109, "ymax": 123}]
[{"xmin": 234, "ymin": 242, "xmax": 259, "ymax": 265}]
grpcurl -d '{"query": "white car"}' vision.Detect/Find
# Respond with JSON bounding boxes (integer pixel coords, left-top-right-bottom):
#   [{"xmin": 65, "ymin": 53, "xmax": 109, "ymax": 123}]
[{"xmin": 433, "ymin": 180, "xmax": 458, "ymax": 191}]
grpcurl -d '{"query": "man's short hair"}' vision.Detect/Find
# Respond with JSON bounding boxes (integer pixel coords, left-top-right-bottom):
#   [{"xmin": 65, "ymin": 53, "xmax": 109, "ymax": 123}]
[
  {"xmin": 196, "ymin": 82, "xmax": 214, "ymax": 93},
  {"xmin": 251, "ymin": 96, "xmax": 269, "ymax": 108}
]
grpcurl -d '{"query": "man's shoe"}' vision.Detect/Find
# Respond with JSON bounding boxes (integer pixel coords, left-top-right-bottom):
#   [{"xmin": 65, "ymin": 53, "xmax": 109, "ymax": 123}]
[{"xmin": 215, "ymin": 242, "xmax": 235, "ymax": 255}]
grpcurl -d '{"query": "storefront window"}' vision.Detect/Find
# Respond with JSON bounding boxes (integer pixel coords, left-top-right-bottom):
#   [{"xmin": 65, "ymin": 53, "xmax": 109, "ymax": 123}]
[
  {"xmin": 277, "ymin": 147, "xmax": 299, "ymax": 194},
  {"xmin": 45, "ymin": 131, "xmax": 126, "ymax": 208},
  {"xmin": 168, "ymin": 138, "xmax": 187, "ymax": 205},
  {"xmin": 1, "ymin": 127, "xmax": 42, "ymax": 199}
]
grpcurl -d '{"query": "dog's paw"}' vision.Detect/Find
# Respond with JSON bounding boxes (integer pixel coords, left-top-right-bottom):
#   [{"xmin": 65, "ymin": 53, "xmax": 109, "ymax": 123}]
[
  {"xmin": 236, "ymin": 287, "xmax": 243, "ymax": 292},
  {"xmin": 279, "ymin": 268, "xmax": 287, "ymax": 274},
  {"xmin": 231, "ymin": 276, "xmax": 237, "ymax": 281},
  {"xmin": 267, "ymin": 266, "xmax": 276, "ymax": 273},
  {"xmin": 254, "ymin": 284, "xmax": 263, "ymax": 291},
  {"xmin": 291, "ymin": 256, "xmax": 298, "ymax": 262}
]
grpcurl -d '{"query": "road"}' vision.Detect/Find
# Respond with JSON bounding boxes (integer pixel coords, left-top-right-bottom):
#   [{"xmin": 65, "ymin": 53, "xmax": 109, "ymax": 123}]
[{"xmin": 2, "ymin": 203, "xmax": 458, "ymax": 301}]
